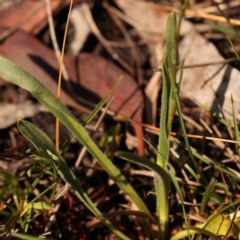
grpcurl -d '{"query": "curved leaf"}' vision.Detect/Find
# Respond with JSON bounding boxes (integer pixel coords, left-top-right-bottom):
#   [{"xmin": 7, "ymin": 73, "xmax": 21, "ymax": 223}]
[
  {"xmin": 0, "ymin": 55, "xmax": 149, "ymax": 215},
  {"xmin": 115, "ymin": 151, "xmax": 170, "ymax": 236},
  {"xmin": 18, "ymin": 120, "xmax": 130, "ymax": 240}
]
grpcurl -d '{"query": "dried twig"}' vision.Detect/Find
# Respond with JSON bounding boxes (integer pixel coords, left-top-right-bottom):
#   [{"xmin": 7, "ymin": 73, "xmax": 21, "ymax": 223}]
[
  {"xmin": 45, "ymin": 0, "xmax": 69, "ymax": 81},
  {"xmin": 82, "ymin": 3, "xmax": 134, "ymax": 75}
]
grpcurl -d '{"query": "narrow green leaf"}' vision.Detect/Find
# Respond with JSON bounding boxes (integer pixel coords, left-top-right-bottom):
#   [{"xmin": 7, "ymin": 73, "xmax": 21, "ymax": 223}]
[
  {"xmin": 26, "ymin": 183, "xmax": 56, "ymax": 208},
  {"xmin": 84, "ymin": 77, "xmax": 122, "ymax": 125},
  {"xmin": 211, "ymin": 24, "xmax": 240, "ymax": 37},
  {"xmin": 172, "ymin": 136, "xmax": 240, "ymax": 182},
  {"xmin": 115, "ymin": 151, "xmax": 170, "ymax": 238},
  {"xmin": 168, "ymin": 68, "xmax": 226, "ymax": 205},
  {"xmin": 165, "ymin": 12, "xmax": 177, "ymax": 71},
  {"xmin": 195, "ymin": 100, "xmax": 233, "ymax": 129},
  {"xmin": 25, "ymin": 202, "xmax": 52, "ymax": 211},
  {"xmin": 157, "ymin": 12, "xmax": 178, "ymax": 168},
  {"xmin": 200, "ymin": 182, "xmax": 216, "ymax": 215},
  {"xmin": 231, "ymin": 95, "xmax": 240, "ymax": 159},
  {"xmin": 184, "ymin": 224, "xmax": 221, "ymax": 240},
  {"xmin": 10, "ymin": 232, "xmax": 54, "ymax": 240},
  {"xmin": 221, "ymin": 24, "xmax": 240, "ymax": 60},
  {"xmin": 169, "ymin": 75, "xmax": 208, "ymax": 184},
  {"xmin": 184, "ymin": 164, "xmax": 198, "ymax": 180},
  {"xmin": 176, "ymin": 0, "xmax": 189, "ymax": 39},
  {"xmin": 18, "ymin": 120, "xmax": 130, "ymax": 240},
  {"xmin": 27, "ymin": 166, "xmax": 53, "ymax": 176},
  {"xmin": 168, "ymin": 168, "xmax": 190, "ymax": 240},
  {"xmin": 60, "ymin": 77, "xmax": 122, "ymax": 153},
  {"xmin": 156, "ymin": 11, "xmax": 178, "ymax": 238},
  {"xmin": 0, "ymin": 56, "xmax": 149, "ymax": 219},
  {"xmin": 177, "ymin": 59, "xmax": 185, "ymax": 91}
]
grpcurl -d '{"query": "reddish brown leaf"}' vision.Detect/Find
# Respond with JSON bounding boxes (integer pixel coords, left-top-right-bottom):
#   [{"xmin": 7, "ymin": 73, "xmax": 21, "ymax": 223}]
[
  {"xmin": 0, "ymin": 28, "xmax": 144, "ymax": 154},
  {"xmin": 0, "ymin": 0, "xmax": 69, "ymax": 35}
]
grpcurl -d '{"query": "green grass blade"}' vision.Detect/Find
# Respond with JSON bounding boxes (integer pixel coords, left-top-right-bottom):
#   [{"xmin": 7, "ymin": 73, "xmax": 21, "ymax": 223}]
[
  {"xmin": 27, "ymin": 182, "xmax": 56, "ymax": 206},
  {"xmin": 157, "ymin": 12, "xmax": 177, "ymax": 168},
  {"xmin": 221, "ymin": 24, "xmax": 240, "ymax": 60},
  {"xmin": 172, "ymin": 136, "xmax": 240, "ymax": 182},
  {"xmin": 83, "ymin": 77, "xmax": 122, "ymax": 125},
  {"xmin": 168, "ymin": 168, "xmax": 190, "ymax": 240},
  {"xmin": 157, "ymin": 63, "xmax": 170, "ymax": 168},
  {"xmin": 200, "ymin": 182, "xmax": 216, "ymax": 215},
  {"xmin": 211, "ymin": 24, "xmax": 240, "ymax": 37},
  {"xmin": 17, "ymin": 120, "xmax": 130, "ymax": 240},
  {"xmin": 156, "ymin": 12, "xmax": 178, "ymax": 238},
  {"xmin": 171, "ymin": 223, "xmax": 221, "ymax": 240},
  {"xmin": 115, "ymin": 151, "xmax": 170, "ymax": 239},
  {"xmin": 146, "ymin": 139, "xmax": 189, "ymax": 238},
  {"xmin": 195, "ymin": 100, "xmax": 233, "ymax": 129},
  {"xmin": 167, "ymin": 62, "xmax": 225, "ymax": 205},
  {"xmin": 183, "ymin": 225, "xmax": 221, "ymax": 240},
  {"xmin": 9, "ymin": 232, "xmax": 54, "ymax": 240},
  {"xmin": 215, "ymin": 182, "xmax": 232, "ymax": 207},
  {"xmin": 170, "ymin": 228, "xmax": 198, "ymax": 240},
  {"xmin": 184, "ymin": 164, "xmax": 198, "ymax": 180},
  {"xmin": 60, "ymin": 77, "xmax": 122, "ymax": 154},
  {"xmin": 176, "ymin": 0, "xmax": 189, "ymax": 40},
  {"xmin": 231, "ymin": 96, "xmax": 240, "ymax": 159},
  {"xmin": 168, "ymin": 63, "xmax": 226, "ymax": 206},
  {"xmin": 25, "ymin": 202, "xmax": 52, "ymax": 211},
  {"xmin": 169, "ymin": 76, "xmax": 209, "ymax": 186},
  {"xmin": 171, "ymin": 136, "xmax": 222, "ymax": 204},
  {"xmin": 177, "ymin": 59, "xmax": 185, "ymax": 91},
  {"xmin": 145, "ymin": 136, "xmax": 189, "ymax": 238},
  {"xmin": 0, "ymin": 56, "xmax": 149, "ymax": 217}
]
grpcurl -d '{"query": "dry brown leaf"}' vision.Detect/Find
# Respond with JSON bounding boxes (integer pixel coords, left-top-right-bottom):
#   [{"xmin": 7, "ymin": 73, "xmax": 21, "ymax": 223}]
[
  {"xmin": 0, "ymin": 27, "xmax": 145, "ymax": 154},
  {"xmin": 0, "ymin": 0, "xmax": 69, "ymax": 35},
  {"xmin": 114, "ymin": 0, "xmax": 192, "ymax": 66},
  {"xmin": 114, "ymin": 0, "xmax": 165, "ymax": 125},
  {"xmin": 0, "ymin": 102, "xmax": 47, "ymax": 129},
  {"xmin": 115, "ymin": 0, "xmax": 239, "ymax": 121},
  {"xmin": 178, "ymin": 28, "xmax": 240, "ymax": 120}
]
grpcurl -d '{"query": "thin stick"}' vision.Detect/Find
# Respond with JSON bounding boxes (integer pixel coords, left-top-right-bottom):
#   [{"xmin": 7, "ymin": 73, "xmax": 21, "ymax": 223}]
[
  {"xmin": 144, "ymin": 124, "xmax": 240, "ymax": 144},
  {"xmin": 55, "ymin": 0, "xmax": 73, "ymax": 151},
  {"xmin": 75, "ymin": 96, "xmax": 115, "ymax": 167},
  {"xmin": 104, "ymin": 2, "xmax": 143, "ymax": 85},
  {"xmin": 45, "ymin": 0, "xmax": 69, "ymax": 81},
  {"xmin": 154, "ymin": 4, "xmax": 240, "ymax": 26},
  {"xmin": 198, "ymin": 0, "xmax": 240, "ymax": 14},
  {"xmin": 82, "ymin": 3, "xmax": 134, "ymax": 75},
  {"xmin": 153, "ymin": 57, "xmax": 237, "ymax": 71}
]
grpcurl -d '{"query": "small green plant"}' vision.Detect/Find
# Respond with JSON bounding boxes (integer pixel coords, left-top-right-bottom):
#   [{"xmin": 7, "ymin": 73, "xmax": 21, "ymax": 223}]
[
  {"xmin": 0, "ymin": 10, "xmax": 181, "ymax": 240},
  {"xmin": 0, "ymin": 167, "xmax": 53, "ymax": 239},
  {"xmin": 2, "ymin": 4, "xmax": 240, "ymax": 239},
  {"xmin": 116, "ymin": 11, "xmax": 181, "ymax": 239},
  {"xmin": 0, "ymin": 40, "xmax": 151, "ymax": 240}
]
